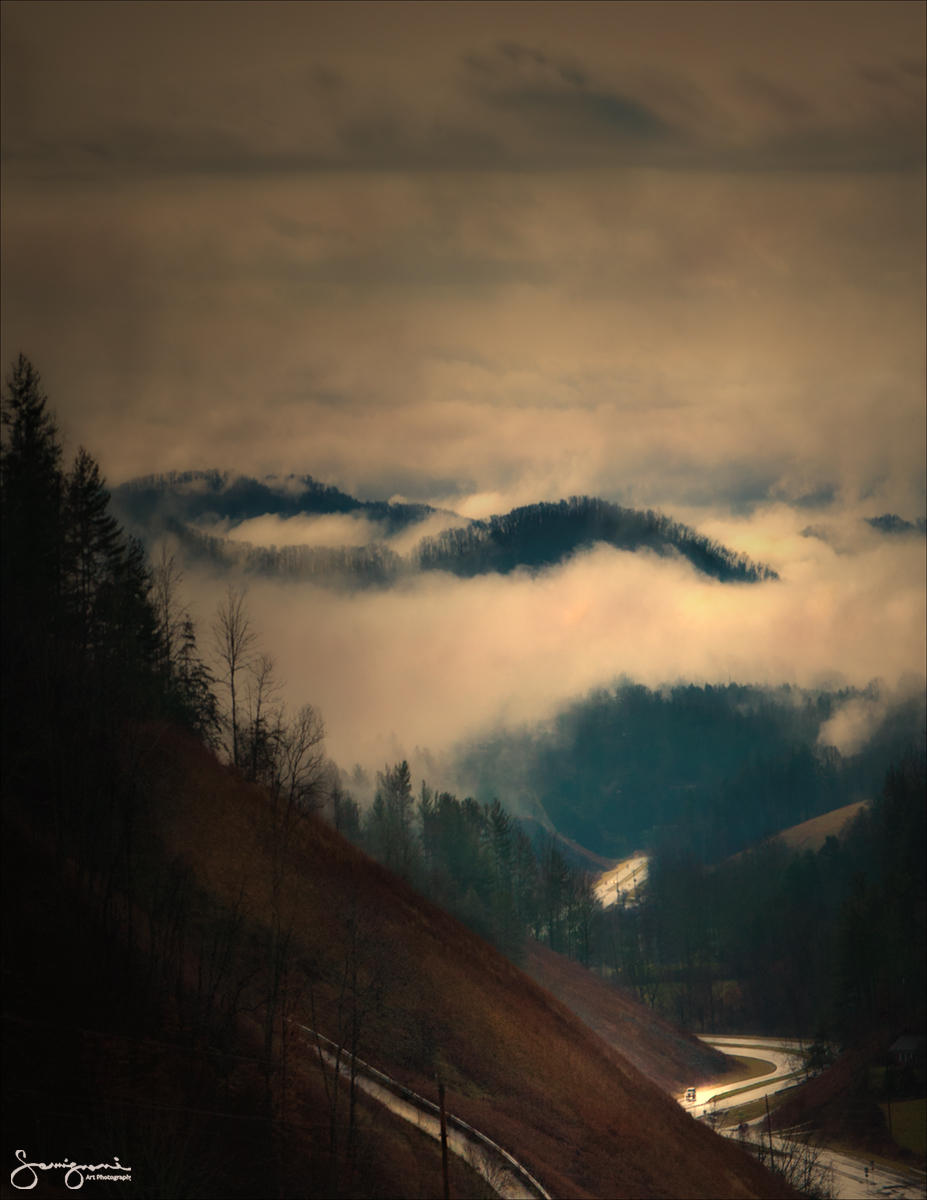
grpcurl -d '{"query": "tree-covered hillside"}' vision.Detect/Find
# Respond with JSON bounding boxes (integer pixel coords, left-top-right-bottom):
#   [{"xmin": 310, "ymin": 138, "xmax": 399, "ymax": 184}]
[
  {"xmin": 416, "ymin": 496, "xmax": 778, "ymax": 582},
  {"xmin": 1, "ymin": 358, "xmax": 218, "ymax": 801},
  {"xmin": 454, "ymin": 680, "xmax": 925, "ymax": 862},
  {"xmin": 638, "ymin": 752, "xmax": 926, "ymax": 1039},
  {"xmin": 159, "ymin": 515, "xmax": 407, "ymax": 589},
  {"xmin": 3, "ymin": 356, "xmax": 793, "ymax": 1200},
  {"xmin": 113, "ymin": 474, "xmax": 778, "ymax": 588},
  {"xmin": 113, "ymin": 469, "xmax": 435, "ymax": 534}
]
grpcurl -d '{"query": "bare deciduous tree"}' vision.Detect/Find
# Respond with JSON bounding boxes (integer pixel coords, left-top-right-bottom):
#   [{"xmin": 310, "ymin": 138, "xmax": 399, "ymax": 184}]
[
  {"xmin": 243, "ymin": 651, "xmax": 283, "ymax": 784},
  {"xmin": 274, "ymin": 703, "xmax": 327, "ymax": 814},
  {"xmin": 151, "ymin": 544, "xmax": 186, "ymax": 671},
  {"xmin": 211, "ymin": 585, "xmax": 257, "ymax": 768}
]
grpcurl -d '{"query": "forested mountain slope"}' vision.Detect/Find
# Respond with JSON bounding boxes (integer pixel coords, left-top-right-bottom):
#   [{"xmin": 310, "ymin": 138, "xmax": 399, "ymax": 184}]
[
  {"xmin": 112, "ymin": 471, "xmax": 777, "ymax": 587},
  {"xmin": 106, "ymin": 732, "xmax": 805, "ymax": 1194},
  {"xmin": 1, "ymin": 355, "xmax": 794, "ymax": 1197},
  {"xmin": 416, "ymin": 496, "xmax": 777, "ymax": 582},
  {"xmin": 455, "ymin": 680, "xmax": 925, "ymax": 862},
  {"xmin": 113, "ymin": 468, "xmax": 435, "ymax": 534}
]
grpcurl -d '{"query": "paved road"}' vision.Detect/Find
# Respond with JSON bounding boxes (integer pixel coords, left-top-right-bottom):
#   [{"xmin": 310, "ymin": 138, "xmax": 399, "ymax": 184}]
[
  {"xmin": 678, "ymin": 1036, "xmax": 926, "ymax": 1200},
  {"xmin": 295, "ymin": 1024, "xmax": 551, "ymax": 1200},
  {"xmin": 593, "ymin": 853, "xmax": 649, "ymax": 908},
  {"xmin": 680, "ymin": 1035, "xmax": 805, "ymax": 1117},
  {"xmin": 815, "ymin": 1146, "xmax": 926, "ymax": 1200}
]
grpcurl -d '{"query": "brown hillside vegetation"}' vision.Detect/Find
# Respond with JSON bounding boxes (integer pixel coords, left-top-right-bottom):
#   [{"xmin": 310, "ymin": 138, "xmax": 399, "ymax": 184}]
[
  {"xmin": 2, "ymin": 800, "xmax": 491, "ymax": 1200},
  {"xmin": 153, "ymin": 728, "xmax": 792, "ymax": 1199},
  {"xmin": 3, "ymin": 726, "xmax": 796, "ymax": 1199},
  {"xmin": 771, "ymin": 1032, "xmax": 916, "ymax": 1161},
  {"xmin": 774, "ymin": 800, "xmax": 869, "ymax": 853},
  {"xmin": 727, "ymin": 800, "xmax": 869, "ymax": 864},
  {"xmin": 523, "ymin": 940, "xmax": 729, "ymax": 1094}
]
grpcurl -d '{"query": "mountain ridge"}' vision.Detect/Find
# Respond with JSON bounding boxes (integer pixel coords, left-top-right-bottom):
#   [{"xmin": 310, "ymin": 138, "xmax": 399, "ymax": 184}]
[{"xmin": 112, "ymin": 470, "xmax": 779, "ymax": 587}]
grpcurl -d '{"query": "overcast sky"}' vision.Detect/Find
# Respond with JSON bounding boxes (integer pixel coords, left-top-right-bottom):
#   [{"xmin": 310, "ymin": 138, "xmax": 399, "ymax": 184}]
[{"xmin": 2, "ymin": 1, "xmax": 924, "ymax": 768}]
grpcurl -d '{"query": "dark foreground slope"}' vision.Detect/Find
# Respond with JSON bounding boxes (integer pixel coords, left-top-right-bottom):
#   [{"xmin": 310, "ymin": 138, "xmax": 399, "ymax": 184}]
[{"xmin": 3, "ymin": 728, "xmax": 794, "ymax": 1199}]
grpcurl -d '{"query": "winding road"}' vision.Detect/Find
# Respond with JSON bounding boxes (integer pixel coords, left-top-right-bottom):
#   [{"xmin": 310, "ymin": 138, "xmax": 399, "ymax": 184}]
[
  {"xmin": 295, "ymin": 1018, "xmax": 924, "ymax": 1199},
  {"xmin": 592, "ymin": 853, "xmax": 649, "ymax": 908},
  {"xmin": 680, "ymin": 1036, "xmax": 927, "ymax": 1200},
  {"xmin": 294, "ymin": 1024, "xmax": 551, "ymax": 1200},
  {"xmin": 682, "ymin": 1035, "xmax": 806, "ymax": 1118}
]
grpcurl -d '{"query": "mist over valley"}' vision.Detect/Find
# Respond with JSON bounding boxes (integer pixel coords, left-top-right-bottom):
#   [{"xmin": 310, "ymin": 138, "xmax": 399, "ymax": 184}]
[
  {"xmin": 112, "ymin": 467, "xmax": 925, "ymax": 781},
  {"xmin": 3, "ymin": 1, "xmax": 925, "ymax": 1194}
]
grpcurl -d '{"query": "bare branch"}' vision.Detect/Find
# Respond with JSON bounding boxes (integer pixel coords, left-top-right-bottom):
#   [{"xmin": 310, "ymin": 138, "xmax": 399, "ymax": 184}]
[{"xmin": 211, "ymin": 585, "xmax": 258, "ymax": 768}]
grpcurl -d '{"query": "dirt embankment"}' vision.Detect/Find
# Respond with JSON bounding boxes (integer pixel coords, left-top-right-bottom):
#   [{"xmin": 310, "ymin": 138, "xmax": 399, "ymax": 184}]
[
  {"xmin": 4, "ymin": 725, "xmax": 796, "ymax": 1199},
  {"xmin": 523, "ymin": 940, "xmax": 730, "ymax": 1094}
]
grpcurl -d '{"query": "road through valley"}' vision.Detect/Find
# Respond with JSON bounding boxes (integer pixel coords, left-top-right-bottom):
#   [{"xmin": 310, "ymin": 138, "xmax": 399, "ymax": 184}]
[
  {"xmin": 684, "ymin": 1036, "xmax": 926, "ymax": 1200},
  {"xmin": 294, "ymin": 1024, "xmax": 550, "ymax": 1200}
]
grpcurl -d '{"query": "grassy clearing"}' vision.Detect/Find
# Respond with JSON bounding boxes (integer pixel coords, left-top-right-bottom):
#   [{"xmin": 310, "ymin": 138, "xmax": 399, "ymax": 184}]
[
  {"xmin": 776, "ymin": 800, "xmax": 869, "ymax": 853},
  {"xmin": 882, "ymin": 1098, "xmax": 927, "ymax": 1156},
  {"xmin": 718, "ymin": 1097, "xmax": 781, "ymax": 1128},
  {"xmin": 705, "ymin": 1055, "xmax": 778, "ymax": 1087}
]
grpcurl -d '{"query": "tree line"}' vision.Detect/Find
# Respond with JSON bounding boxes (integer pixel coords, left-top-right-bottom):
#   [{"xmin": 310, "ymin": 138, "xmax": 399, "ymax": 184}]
[
  {"xmin": 328, "ymin": 761, "xmax": 601, "ymax": 966},
  {"xmin": 627, "ymin": 752, "xmax": 926, "ymax": 1049},
  {"xmin": 1, "ymin": 355, "xmax": 219, "ymax": 826},
  {"xmin": 114, "ymin": 468, "xmax": 433, "ymax": 534},
  {"xmin": 4, "ymin": 351, "xmax": 919, "ymax": 1170},
  {"xmin": 415, "ymin": 495, "xmax": 778, "ymax": 582},
  {"xmin": 165, "ymin": 516, "xmax": 406, "ymax": 589},
  {"xmin": 454, "ymin": 679, "xmax": 924, "ymax": 863},
  {"xmin": 1, "ymin": 352, "xmax": 345, "ymax": 1190},
  {"xmin": 111, "ymin": 474, "xmax": 781, "ymax": 591}
]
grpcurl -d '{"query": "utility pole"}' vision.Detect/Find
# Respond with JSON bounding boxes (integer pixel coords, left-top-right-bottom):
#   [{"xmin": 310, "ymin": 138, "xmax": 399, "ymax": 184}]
[
  {"xmin": 764, "ymin": 1093, "xmax": 775, "ymax": 1164},
  {"xmin": 439, "ymin": 1080, "xmax": 450, "ymax": 1200}
]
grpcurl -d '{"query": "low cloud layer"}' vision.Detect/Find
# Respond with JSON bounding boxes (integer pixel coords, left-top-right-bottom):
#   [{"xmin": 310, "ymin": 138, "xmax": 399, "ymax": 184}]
[
  {"xmin": 203, "ymin": 507, "xmax": 469, "ymax": 556},
  {"xmin": 182, "ymin": 508, "xmax": 925, "ymax": 771},
  {"xmin": 3, "ymin": 2, "xmax": 922, "ymax": 777},
  {"xmin": 2, "ymin": 4, "xmax": 925, "ymax": 520},
  {"xmin": 219, "ymin": 512, "xmax": 388, "ymax": 550}
]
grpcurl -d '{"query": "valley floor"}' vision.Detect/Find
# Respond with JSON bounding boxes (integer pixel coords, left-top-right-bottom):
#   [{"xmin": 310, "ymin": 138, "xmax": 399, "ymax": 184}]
[{"xmin": 681, "ymin": 1036, "xmax": 927, "ymax": 1200}]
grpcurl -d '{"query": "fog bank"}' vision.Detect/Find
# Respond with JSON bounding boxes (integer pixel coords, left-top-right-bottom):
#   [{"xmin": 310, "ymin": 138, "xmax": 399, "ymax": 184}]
[{"xmin": 182, "ymin": 511, "xmax": 925, "ymax": 771}]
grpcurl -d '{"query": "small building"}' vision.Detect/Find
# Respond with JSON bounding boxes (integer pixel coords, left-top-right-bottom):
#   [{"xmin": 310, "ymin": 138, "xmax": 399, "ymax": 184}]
[{"xmin": 889, "ymin": 1034, "xmax": 926, "ymax": 1068}]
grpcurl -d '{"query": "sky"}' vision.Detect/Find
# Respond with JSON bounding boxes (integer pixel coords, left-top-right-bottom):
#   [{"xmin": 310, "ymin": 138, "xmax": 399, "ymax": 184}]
[{"xmin": 2, "ymin": 1, "xmax": 925, "ymax": 771}]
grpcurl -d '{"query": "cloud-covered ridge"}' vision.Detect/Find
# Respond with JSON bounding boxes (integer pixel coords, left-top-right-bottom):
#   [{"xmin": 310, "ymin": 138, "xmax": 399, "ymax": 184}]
[{"xmin": 114, "ymin": 473, "xmax": 778, "ymax": 589}]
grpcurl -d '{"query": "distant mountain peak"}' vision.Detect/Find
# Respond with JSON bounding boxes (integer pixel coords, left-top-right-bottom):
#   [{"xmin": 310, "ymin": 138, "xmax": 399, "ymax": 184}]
[
  {"xmin": 866, "ymin": 513, "xmax": 927, "ymax": 537},
  {"xmin": 417, "ymin": 495, "xmax": 778, "ymax": 583}
]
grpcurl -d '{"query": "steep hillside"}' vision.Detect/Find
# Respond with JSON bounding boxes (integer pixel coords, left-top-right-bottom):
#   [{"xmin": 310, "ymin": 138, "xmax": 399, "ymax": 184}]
[
  {"xmin": 522, "ymin": 940, "xmax": 728, "ymax": 1094},
  {"xmin": 773, "ymin": 800, "xmax": 870, "ymax": 853},
  {"xmin": 3, "ymin": 725, "xmax": 797, "ymax": 1199},
  {"xmin": 724, "ymin": 800, "xmax": 871, "ymax": 865},
  {"xmin": 153, "ymin": 728, "xmax": 791, "ymax": 1198}
]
